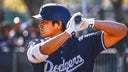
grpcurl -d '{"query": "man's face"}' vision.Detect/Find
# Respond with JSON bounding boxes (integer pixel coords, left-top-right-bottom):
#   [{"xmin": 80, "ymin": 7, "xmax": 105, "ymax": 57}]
[{"xmin": 39, "ymin": 20, "xmax": 61, "ymax": 38}]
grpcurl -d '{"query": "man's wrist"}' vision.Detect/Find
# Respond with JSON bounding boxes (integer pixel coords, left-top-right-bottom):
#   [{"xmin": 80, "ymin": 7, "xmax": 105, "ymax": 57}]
[
  {"xmin": 65, "ymin": 28, "xmax": 76, "ymax": 36},
  {"xmin": 82, "ymin": 18, "xmax": 95, "ymax": 28},
  {"xmin": 86, "ymin": 18, "xmax": 95, "ymax": 28}
]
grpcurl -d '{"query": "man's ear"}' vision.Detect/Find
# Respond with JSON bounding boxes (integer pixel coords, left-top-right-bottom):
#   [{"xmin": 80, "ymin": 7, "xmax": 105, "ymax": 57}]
[
  {"xmin": 58, "ymin": 21, "xmax": 62, "ymax": 28},
  {"xmin": 54, "ymin": 21, "xmax": 62, "ymax": 29}
]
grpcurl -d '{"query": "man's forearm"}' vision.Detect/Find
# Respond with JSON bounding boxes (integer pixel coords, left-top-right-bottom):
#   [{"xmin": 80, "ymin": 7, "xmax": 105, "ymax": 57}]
[
  {"xmin": 40, "ymin": 32, "xmax": 70, "ymax": 55},
  {"xmin": 94, "ymin": 20, "xmax": 127, "ymax": 36},
  {"xmin": 93, "ymin": 20, "xmax": 127, "ymax": 47}
]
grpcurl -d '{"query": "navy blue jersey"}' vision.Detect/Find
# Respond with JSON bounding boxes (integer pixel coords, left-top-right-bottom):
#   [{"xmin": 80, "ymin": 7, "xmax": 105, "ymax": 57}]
[{"xmin": 27, "ymin": 31, "xmax": 106, "ymax": 72}]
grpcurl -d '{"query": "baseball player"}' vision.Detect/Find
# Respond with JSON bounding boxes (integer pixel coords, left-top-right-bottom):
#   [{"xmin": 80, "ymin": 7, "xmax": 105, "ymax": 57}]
[{"xmin": 26, "ymin": 3, "xmax": 127, "ymax": 72}]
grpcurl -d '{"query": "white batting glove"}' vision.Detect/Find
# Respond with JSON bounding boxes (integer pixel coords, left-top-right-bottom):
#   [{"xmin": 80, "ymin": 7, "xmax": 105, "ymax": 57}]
[
  {"xmin": 82, "ymin": 18, "xmax": 95, "ymax": 28},
  {"xmin": 76, "ymin": 18, "xmax": 95, "ymax": 31},
  {"xmin": 65, "ymin": 12, "xmax": 83, "ymax": 36},
  {"xmin": 65, "ymin": 12, "xmax": 95, "ymax": 36}
]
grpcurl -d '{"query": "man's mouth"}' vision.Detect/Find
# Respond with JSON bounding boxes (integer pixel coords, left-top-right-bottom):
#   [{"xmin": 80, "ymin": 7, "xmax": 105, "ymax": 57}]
[{"xmin": 40, "ymin": 28, "xmax": 43, "ymax": 31}]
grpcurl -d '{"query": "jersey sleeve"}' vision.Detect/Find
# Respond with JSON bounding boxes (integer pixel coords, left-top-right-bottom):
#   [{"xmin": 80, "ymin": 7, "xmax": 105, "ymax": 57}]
[
  {"xmin": 79, "ymin": 31, "xmax": 106, "ymax": 57},
  {"xmin": 92, "ymin": 31, "xmax": 106, "ymax": 55},
  {"xmin": 26, "ymin": 38, "xmax": 49, "ymax": 63}
]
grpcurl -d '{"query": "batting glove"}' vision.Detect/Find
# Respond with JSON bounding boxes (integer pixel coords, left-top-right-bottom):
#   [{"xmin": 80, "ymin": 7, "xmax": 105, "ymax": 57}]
[
  {"xmin": 65, "ymin": 12, "xmax": 95, "ymax": 36},
  {"xmin": 82, "ymin": 18, "xmax": 95, "ymax": 28},
  {"xmin": 65, "ymin": 12, "xmax": 83, "ymax": 36}
]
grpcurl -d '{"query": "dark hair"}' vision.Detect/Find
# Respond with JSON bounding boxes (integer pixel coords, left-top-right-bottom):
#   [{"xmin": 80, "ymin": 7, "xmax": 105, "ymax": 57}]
[{"xmin": 52, "ymin": 21, "xmax": 66, "ymax": 32}]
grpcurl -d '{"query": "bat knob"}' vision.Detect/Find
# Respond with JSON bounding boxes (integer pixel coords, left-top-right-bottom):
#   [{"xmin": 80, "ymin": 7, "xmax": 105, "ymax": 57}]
[{"xmin": 74, "ymin": 15, "xmax": 82, "ymax": 24}]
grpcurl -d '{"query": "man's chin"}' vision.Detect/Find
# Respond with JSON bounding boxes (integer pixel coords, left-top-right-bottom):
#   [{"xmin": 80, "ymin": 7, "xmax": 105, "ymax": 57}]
[{"xmin": 41, "ymin": 34, "xmax": 46, "ymax": 37}]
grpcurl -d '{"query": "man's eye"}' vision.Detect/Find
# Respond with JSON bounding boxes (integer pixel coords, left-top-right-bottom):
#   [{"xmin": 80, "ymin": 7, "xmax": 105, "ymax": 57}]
[
  {"xmin": 40, "ymin": 22, "xmax": 44, "ymax": 24},
  {"xmin": 40, "ymin": 22, "xmax": 47, "ymax": 25}
]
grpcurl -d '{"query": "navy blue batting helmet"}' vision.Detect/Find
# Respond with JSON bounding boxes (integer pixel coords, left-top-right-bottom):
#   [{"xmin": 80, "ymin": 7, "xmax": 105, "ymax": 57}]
[{"xmin": 33, "ymin": 3, "xmax": 71, "ymax": 27}]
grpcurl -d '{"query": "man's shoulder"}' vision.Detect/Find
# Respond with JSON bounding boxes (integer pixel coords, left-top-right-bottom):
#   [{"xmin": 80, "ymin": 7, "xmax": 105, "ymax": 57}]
[{"xmin": 27, "ymin": 37, "xmax": 50, "ymax": 49}]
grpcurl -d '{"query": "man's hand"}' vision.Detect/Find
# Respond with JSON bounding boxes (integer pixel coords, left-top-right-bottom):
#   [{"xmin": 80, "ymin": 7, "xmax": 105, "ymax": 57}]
[
  {"xmin": 82, "ymin": 18, "xmax": 95, "ymax": 28},
  {"xmin": 65, "ymin": 12, "xmax": 95, "ymax": 36},
  {"xmin": 65, "ymin": 12, "xmax": 83, "ymax": 36}
]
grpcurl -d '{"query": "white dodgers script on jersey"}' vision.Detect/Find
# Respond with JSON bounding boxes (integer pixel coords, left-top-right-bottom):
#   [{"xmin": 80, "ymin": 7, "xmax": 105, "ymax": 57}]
[{"xmin": 44, "ymin": 55, "xmax": 85, "ymax": 72}]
